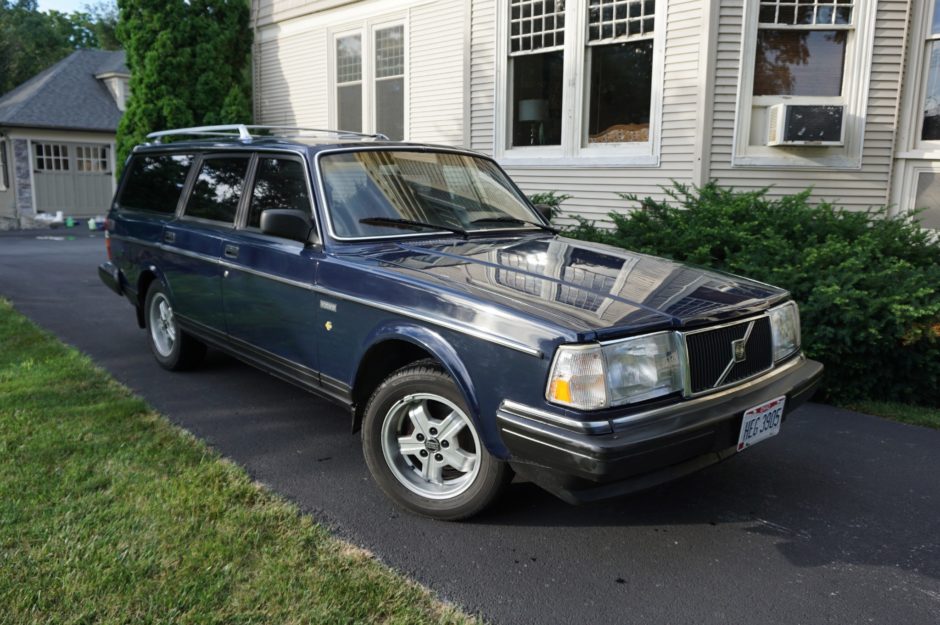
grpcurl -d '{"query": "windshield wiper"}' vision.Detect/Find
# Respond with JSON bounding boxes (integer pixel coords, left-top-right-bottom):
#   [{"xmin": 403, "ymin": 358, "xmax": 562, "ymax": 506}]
[
  {"xmin": 470, "ymin": 216, "xmax": 559, "ymax": 234},
  {"xmin": 359, "ymin": 217, "xmax": 468, "ymax": 238}
]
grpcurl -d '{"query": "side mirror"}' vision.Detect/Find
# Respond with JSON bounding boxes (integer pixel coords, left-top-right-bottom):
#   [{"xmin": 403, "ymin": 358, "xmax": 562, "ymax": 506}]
[
  {"xmin": 534, "ymin": 203, "xmax": 553, "ymax": 223},
  {"xmin": 260, "ymin": 209, "xmax": 319, "ymax": 246}
]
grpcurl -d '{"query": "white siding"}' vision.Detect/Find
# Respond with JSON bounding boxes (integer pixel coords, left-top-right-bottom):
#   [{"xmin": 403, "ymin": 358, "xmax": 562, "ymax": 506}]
[
  {"xmin": 407, "ymin": 2, "xmax": 465, "ymax": 145},
  {"xmin": 706, "ymin": 0, "xmax": 907, "ymax": 211},
  {"xmin": 469, "ymin": 0, "xmax": 705, "ymax": 225},
  {"xmin": 469, "ymin": 0, "xmax": 497, "ymax": 154},
  {"xmin": 255, "ymin": 28, "xmax": 329, "ymax": 126},
  {"xmin": 254, "ymin": 0, "xmax": 464, "ymax": 145},
  {"xmin": 255, "ymin": 0, "xmax": 355, "ymax": 28}
]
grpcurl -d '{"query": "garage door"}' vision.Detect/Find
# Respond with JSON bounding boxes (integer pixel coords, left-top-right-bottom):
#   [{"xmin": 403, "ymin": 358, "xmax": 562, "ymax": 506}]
[{"xmin": 33, "ymin": 141, "xmax": 114, "ymax": 216}]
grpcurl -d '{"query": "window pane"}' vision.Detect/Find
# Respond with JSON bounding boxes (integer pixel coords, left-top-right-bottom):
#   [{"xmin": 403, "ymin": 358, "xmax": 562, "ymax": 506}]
[
  {"xmin": 118, "ymin": 154, "xmax": 193, "ymax": 214},
  {"xmin": 184, "ymin": 157, "xmax": 249, "ymax": 223},
  {"xmin": 511, "ymin": 50, "xmax": 564, "ymax": 146},
  {"xmin": 757, "ymin": 1, "xmax": 853, "ymax": 25},
  {"xmin": 923, "ymin": 43, "xmax": 940, "ymax": 141},
  {"xmin": 509, "ymin": 0, "xmax": 565, "ymax": 53},
  {"xmin": 914, "ymin": 171, "xmax": 940, "ymax": 230},
  {"xmin": 248, "ymin": 158, "xmax": 311, "ymax": 229},
  {"xmin": 336, "ymin": 35, "xmax": 361, "ymax": 83},
  {"xmin": 753, "ymin": 30, "xmax": 846, "ymax": 96},
  {"xmin": 587, "ymin": 0, "xmax": 654, "ymax": 43},
  {"xmin": 375, "ymin": 77, "xmax": 404, "ymax": 140},
  {"xmin": 375, "ymin": 25, "xmax": 404, "ymax": 78},
  {"xmin": 338, "ymin": 84, "xmax": 363, "ymax": 133},
  {"xmin": 0, "ymin": 142, "xmax": 8, "ymax": 189},
  {"xmin": 934, "ymin": 0, "xmax": 940, "ymax": 35},
  {"xmin": 587, "ymin": 39, "xmax": 653, "ymax": 143}
]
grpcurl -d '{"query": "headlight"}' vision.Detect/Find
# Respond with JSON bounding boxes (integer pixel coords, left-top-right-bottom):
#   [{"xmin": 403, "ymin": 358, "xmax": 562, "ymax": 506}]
[
  {"xmin": 546, "ymin": 332, "xmax": 682, "ymax": 410},
  {"xmin": 768, "ymin": 301, "xmax": 801, "ymax": 361}
]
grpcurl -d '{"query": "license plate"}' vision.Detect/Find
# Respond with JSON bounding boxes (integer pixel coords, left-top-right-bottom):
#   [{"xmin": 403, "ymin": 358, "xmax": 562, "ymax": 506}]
[{"xmin": 737, "ymin": 396, "xmax": 786, "ymax": 451}]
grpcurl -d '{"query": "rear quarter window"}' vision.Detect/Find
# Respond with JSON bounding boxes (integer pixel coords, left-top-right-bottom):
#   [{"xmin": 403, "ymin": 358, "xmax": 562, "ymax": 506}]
[{"xmin": 117, "ymin": 153, "xmax": 193, "ymax": 214}]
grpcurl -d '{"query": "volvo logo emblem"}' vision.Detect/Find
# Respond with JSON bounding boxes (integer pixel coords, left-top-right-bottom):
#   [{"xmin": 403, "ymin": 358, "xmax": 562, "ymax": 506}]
[
  {"xmin": 713, "ymin": 320, "xmax": 756, "ymax": 388},
  {"xmin": 732, "ymin": 338, "xmax": 747, "ymax": 363}
]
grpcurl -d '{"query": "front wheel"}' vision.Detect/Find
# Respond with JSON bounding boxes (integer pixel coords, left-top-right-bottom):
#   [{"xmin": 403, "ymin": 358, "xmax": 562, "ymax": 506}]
[
  {"xmin": 362, "ymin": 363, "xmax": 510, "ymax": 520},
  {"xmin": 144, "ymin": 281, "xmax": 205, "ymax": 371}
]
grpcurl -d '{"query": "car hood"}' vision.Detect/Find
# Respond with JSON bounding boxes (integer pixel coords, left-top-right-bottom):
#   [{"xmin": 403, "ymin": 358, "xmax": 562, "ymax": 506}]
[{"xmin": 353, "ymin": 235, "xmax": 788, "ymax": 340}]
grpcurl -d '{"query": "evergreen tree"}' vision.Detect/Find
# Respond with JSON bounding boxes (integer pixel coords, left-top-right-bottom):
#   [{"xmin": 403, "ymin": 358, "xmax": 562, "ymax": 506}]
[{"xmin": 116, "ymin": 0, "xmax": 252, "ymax": 165}]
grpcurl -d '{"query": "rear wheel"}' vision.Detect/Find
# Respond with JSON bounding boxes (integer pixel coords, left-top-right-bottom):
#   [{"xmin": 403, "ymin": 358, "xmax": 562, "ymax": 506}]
[
  {"xmin": 362, "ymin": 363, "xmax": 510, "ymax": 520},
  {"xmin": 144, "ymin": 282, "xmax": 205, "ymax": 371}
]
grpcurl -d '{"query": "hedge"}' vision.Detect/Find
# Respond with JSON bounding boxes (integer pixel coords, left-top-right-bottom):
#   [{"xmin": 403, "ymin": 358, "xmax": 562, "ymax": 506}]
[{"xmin": 562, "ymin": 183, "xmax": 940, "ymax": 406}]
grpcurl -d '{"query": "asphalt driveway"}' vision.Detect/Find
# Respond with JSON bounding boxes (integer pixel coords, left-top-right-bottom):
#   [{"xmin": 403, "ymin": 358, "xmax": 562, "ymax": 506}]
[{"xmin": 1, "ymin": 231, "xmax": 938, "ymax": 625}]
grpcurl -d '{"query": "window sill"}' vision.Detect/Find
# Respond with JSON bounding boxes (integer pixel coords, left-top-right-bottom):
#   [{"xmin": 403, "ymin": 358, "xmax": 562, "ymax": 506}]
[
  {"xmin": 497, "ymin": 152, "xmax": 660, "ymax": 169},
  {"xmin": 896, "ymin": 147, "xmax": 940, "ymax": 160},
  {"xmin": 732, "ymin": 152, "xmax": 862, "ymax": 170}
]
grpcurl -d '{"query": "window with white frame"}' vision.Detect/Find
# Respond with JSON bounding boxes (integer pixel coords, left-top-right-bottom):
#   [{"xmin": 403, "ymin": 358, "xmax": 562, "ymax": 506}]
[
  {"xmin": 333, "ymin": 23, "xmax": 406, "ymax": 140},
  {"xmin": 753, "ymin": 1, "xmax": 853, "ymax": 98},
  {"xmin": 584, "ymin": 0, "xmax": 655, "ymax": 144},
  {"xmin": 34, "ymin": 142, "xmax": 69, "ymax": 172},
  {"xmin": 508, "ymin": 0, "xmax": 566, "ymax": 146},
  {"xmin": 75, "ymin": 144, "xmax": 111, "ymax": 173},
  {"xmin": 336, "ymin": 34, "xmax": 363, "ymax": 134},
  {"xmin": 734, "ymin": 0, "xmax": 873, "ymax": 167},
  {"xmin": 912, "ymin": 169, "xmax": 940, "ymax": 229},
  {"xmin": 920, "ymin": 0, "xmax": 940, "ymax": 142},
  {"xmin": 0, "ymin": 140, "xmax": 8, "ymax": 190},
  {"xmin": 503, "ymin": 0, "xmax": 662, "ymax": 160},
  {"xmin": 374, "ymin": 25, "xmax": 405, "ymax": 142}
]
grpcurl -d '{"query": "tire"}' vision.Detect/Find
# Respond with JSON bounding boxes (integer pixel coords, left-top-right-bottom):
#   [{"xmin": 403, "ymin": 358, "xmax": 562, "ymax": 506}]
[
  {"xmin": 144, "ymin": 281, "xmax": 206, "ymax": 371},
  {"xmin": 362, "ymin": 363, "xmax": 510, "ymax": 520}
]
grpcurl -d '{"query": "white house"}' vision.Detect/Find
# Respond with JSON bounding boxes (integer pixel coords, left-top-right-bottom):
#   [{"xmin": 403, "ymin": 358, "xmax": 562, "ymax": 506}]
[{"xmin": 251, "ymin": 0, "xmax": 940, "ymax": 230}]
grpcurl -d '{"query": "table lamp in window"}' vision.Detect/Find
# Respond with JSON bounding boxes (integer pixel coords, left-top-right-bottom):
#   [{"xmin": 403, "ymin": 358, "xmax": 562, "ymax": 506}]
[{"xmin": 518, "ymin": 99, "xmax": 548, "ymax": 146}]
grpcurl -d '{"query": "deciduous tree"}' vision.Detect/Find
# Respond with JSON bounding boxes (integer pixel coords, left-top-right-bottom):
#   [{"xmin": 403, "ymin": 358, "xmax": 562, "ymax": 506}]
[{"xmin": 0, "ymin": 0, "xmax": 120, "ymax": 95}]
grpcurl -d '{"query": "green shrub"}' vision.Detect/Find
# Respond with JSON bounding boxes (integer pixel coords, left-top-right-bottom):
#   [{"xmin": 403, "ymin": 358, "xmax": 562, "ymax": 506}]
[
  {"xmin": 527, "ymin": 191, "xmax": 571, "ymax": 221},
  {"xmin": 564, "ymin": 182, "xmax": 940, "ymax": 406}
]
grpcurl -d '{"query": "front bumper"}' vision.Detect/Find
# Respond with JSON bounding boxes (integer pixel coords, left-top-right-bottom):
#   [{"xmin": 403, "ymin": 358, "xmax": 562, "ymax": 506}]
[{"xmin": 497, "ymin": 354, "xmax": 823, "ymax": 504}]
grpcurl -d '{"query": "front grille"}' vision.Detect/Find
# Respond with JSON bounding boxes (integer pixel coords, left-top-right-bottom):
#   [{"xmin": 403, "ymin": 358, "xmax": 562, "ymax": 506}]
[{"xmin": 684, "ymin": 317, "xmax": 773, "ymax": 394}]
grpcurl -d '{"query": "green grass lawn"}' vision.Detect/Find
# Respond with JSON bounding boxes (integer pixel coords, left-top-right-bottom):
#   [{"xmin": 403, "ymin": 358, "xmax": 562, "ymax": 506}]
[
  {"xmin": 0, "ymin": 298, "xmax": 477, "ymax": 625},
  {"xmin": 842, "ymin": 401, "xmax": 940, "ymax": 430}
]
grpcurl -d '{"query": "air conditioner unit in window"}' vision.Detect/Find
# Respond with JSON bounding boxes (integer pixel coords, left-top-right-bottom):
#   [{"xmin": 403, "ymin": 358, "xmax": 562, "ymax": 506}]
[{"xmin": 767, "ymin": 104, "xmax": 845, "ymax": 147}]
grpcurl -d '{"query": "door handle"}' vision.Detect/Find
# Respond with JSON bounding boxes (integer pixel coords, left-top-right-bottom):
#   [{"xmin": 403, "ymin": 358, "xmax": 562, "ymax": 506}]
[
  {"xmin": 163, "ymin": 231, "xmax": 176, "ymax": 244},
  {"xmin": 223, "ymin": 244, "xmax": 239, "ymax": 259}
]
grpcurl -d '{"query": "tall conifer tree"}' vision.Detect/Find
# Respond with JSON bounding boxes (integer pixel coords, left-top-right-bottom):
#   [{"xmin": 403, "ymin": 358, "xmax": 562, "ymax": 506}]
[{"xmin": 116, "ymin": 0, "xmax": 252, "ymax": 165}]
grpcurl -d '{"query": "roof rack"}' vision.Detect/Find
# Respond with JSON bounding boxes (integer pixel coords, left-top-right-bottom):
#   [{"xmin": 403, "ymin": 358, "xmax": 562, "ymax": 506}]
[{"xmin": 145, "ymin": 124, "xmax": 389, "ymax": 143}]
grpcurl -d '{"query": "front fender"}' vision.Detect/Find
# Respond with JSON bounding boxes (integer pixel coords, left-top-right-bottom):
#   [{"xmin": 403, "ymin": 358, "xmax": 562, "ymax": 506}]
[{"xmin": 360, "ymin": 321, "xmax": 480, "ymax": 419}]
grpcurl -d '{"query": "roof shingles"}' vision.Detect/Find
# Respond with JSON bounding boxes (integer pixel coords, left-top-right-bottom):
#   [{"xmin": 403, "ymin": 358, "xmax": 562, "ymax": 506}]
[{"xmin": 0, "ymin": 50, "xmax": 127, "ymax": 132}]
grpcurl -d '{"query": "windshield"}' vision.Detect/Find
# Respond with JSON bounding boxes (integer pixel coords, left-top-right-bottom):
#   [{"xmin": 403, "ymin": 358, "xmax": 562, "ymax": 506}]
[{"xmin": 319, "ymin": 150, "xmax": 543, "ymax": 239}]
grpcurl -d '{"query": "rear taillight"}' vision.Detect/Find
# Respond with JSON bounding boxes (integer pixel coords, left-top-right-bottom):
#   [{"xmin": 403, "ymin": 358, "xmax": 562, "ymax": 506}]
[{"xmin": 105, "ymin": 230, "xmax": 112, "ymax": 260}]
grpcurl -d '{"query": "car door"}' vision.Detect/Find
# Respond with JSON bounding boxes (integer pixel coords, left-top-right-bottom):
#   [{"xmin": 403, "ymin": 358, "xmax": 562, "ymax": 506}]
[
  {"xmin": 161, "ymin": 153, "xmax": 251, "ymax": 334},
  {"xmin": 220, "ymin": 154, "xmax": 323, "ymax": 386}
]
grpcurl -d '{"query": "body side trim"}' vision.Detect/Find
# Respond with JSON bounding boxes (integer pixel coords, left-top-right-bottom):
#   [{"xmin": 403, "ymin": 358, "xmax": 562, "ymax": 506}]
[
  {"xmin": 112, "ymin": 233, "xmax": 542, "ymax": 357},
  {"xmin": 175, "ymin": 313, "xmax": 353, "ymax": 406}
]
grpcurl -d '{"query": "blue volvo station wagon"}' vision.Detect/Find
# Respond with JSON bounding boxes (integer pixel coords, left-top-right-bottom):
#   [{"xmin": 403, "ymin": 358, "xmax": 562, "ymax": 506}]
[{"xmin": 99, "ymin": 125, "xmax": 823, "ymax": 520}]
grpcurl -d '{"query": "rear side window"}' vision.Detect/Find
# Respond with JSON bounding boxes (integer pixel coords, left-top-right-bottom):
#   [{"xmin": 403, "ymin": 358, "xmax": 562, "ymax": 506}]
[
  {"xmin": 184, "ymin": 157, "xmax": 250, "ymax": 224},
  {"xmin": 118, "ymin": 154, "xmax": 193, "ymax": 213},
  {"xmin": 247, "ymin": 158, "xmax": 311, "ymax": 229}
]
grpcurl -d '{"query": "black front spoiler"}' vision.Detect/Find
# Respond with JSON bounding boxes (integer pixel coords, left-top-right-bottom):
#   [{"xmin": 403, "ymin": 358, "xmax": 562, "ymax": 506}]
[{"xmin": 498, "ymin": 356, "xmax": 824, "ymax": 504}]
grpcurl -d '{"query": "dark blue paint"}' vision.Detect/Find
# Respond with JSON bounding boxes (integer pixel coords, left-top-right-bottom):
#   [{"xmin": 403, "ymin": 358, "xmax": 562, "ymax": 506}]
[{"xmin": 107, "ymin": 140, "xmax": 791, "ymax": 460}]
